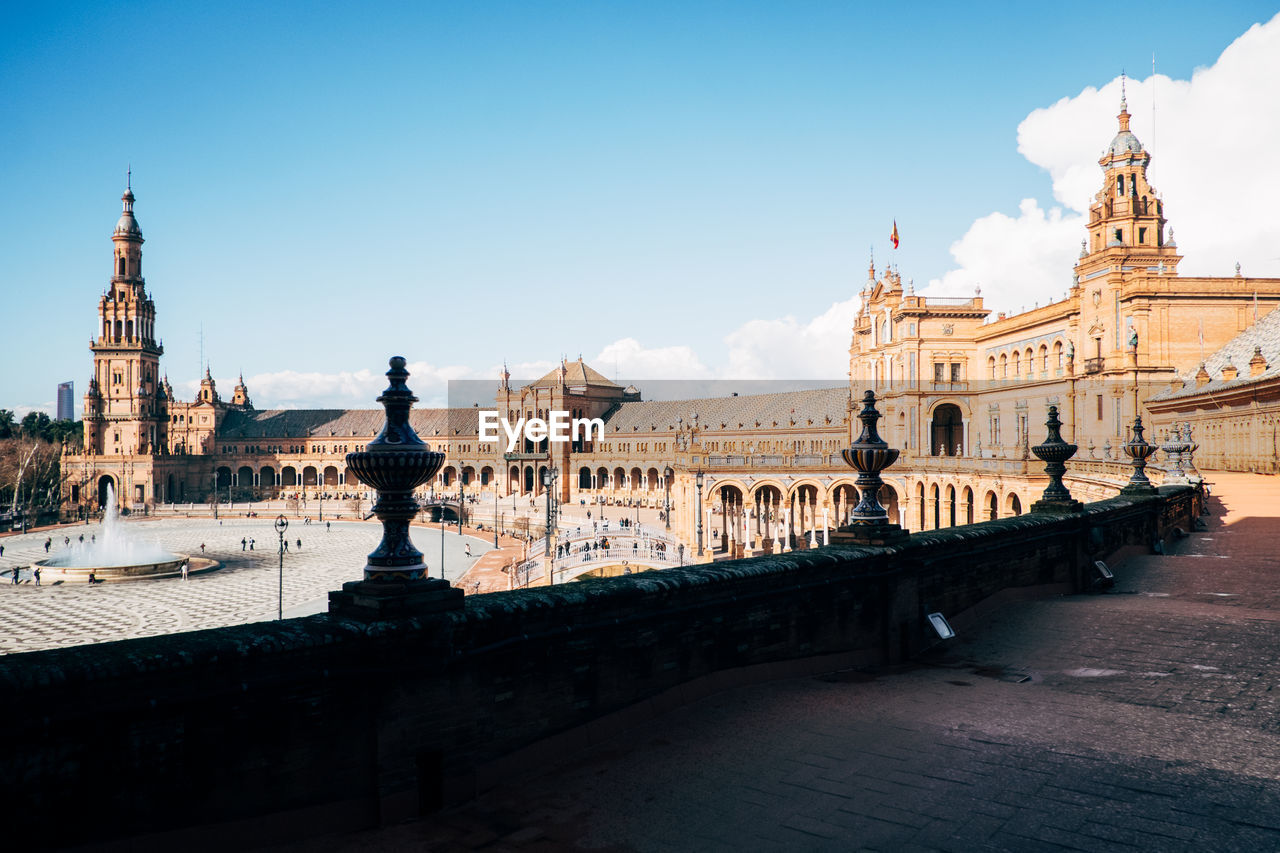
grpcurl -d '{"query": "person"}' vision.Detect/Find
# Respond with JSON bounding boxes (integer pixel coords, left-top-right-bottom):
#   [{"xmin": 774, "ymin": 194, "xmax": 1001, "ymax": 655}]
[
  {"xmin": 91, "ymin": 534, "xmax": 96, "ymax": 544},
  {"xmin": 180, "ymin": 560, "xmax": 189, "ymax": 581},
  {"xmin": 200, "ymin": 542, "xmax": 206, "ymax": 554},
  {"xmin": 283, "ymin": 539, "xmax": 289, "ymax": 552},
  {"xmin": 296, "ymin": 538, "xmax": 302, "ymax": 550},
  {"xmin": 78, "ymin": 534, "xmax": 84, "ymax": 544},
  {"xmin": 44, "ymin": 538, "xmax": 51, "ymax": 553},
  {"xmin": 241, "ymin": 537, "xmax": 247, "ymax": 551},
  {"xmin": 10, "ymin": 568, "xmax": 18, "ymax": 585},
  {"xmin": 465, "ymin": 543, "xmax": 472, "ymax": 558},
  {"xmin": 33, "ymin": 566, "xmax": 41, "ymax": 586},
  {"xmin": 249, "ymin": 538, "xmax": 255, "ymax": 551},
  {"xmin": 0, "ymin": 544, "xmax": 4, "ymax": 558},
  {"xmin": 326, "ymin": 521, "xmax": 330, "ymax": 532},
  {"xmin": 87, "ymin": 571, "xmax": 99, "ymax": 584}
]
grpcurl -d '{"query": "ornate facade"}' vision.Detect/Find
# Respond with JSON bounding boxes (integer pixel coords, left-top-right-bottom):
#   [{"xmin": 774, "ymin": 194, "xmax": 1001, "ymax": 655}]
[{"xmin": 63, "ymin": 97, "xmax": 1277, "ymax": 556}]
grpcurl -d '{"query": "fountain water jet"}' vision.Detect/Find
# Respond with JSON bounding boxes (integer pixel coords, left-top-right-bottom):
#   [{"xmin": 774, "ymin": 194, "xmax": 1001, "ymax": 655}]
[{"xmin": 36, "ymin": 484, "xmax": 202, "ymax": 581}]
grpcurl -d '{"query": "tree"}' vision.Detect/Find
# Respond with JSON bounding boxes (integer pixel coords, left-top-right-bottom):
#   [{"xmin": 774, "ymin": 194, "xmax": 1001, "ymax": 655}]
[
  {"xmin": 0, "ymin": 409, "xmax": 14, "ymax": 439},
  {"xmin": 20, "ymin": 411, "xmax": 52, "ymax": 442}
]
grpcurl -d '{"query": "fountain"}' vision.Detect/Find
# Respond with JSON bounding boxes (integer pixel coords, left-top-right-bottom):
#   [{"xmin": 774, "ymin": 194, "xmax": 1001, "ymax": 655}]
[{"xmin": 36, "ymin": 483, "xmax": 202, "ymax": 582}]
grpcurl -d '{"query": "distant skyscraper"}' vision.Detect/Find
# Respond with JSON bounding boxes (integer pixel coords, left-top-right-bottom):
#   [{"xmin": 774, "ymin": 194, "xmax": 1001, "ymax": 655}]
[{"xmin": 57, "ymin": 381, "xmax": 74, "ymax": 421}]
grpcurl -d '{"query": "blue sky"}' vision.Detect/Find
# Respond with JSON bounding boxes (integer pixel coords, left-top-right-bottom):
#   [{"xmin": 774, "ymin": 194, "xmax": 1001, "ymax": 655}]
[{"xmin": 4, "ymin": 1, "xmax": 1278, "ymax": 413}]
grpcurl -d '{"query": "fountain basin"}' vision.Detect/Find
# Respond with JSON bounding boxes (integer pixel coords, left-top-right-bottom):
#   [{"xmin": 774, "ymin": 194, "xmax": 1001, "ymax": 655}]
[{"xmin": 32, "ymin": 554, "xmax": 219, "ymax": 583}]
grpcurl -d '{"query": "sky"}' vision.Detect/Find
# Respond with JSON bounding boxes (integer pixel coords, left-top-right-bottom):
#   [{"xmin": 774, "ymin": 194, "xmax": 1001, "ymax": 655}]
[{"xmin": 3, "ymin": 1, "xmax": 1279, "ymax": 415}]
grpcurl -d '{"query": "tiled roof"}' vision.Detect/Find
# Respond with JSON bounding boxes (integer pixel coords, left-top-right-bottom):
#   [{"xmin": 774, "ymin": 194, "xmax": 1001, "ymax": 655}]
[
  {"xmin": 1152, "ymin": 305, "xmax": 1280, "ymax": 400},
  {"xmin": 218, "ymin": 408, "xmax": 479, "ymax": 439},
  {"xmin": 530, "ymin": 359, "xmax": 621, "ymax": 389},
  {"xmin": 601, "ymin": 387, "xmax": 850, "ymax": 433}
]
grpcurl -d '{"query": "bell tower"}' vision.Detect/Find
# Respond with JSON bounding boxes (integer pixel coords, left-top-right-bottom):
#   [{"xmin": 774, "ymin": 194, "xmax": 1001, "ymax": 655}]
[
  {"xmin": 84, "ymin": 178, "xmax": 165, "ymax": 456},
  {"xmin": 1077, "ymin": 81, "xmax": 1181, "ymax": 278}
]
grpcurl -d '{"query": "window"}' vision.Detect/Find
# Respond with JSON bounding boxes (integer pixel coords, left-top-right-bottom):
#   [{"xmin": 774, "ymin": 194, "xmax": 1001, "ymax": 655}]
[
  {"xmin": 1096, "ymin": 394, "xmax": 1104, "ymax": 420},
  {"xmin": 934, "ymin": 363, "xmax": 945, "ymax": 382},
  {"xmin": 1138, "ymin": 227, "xmax": 1146, "ymax": 243},
  {"xmin": 1114, "ymin": 228, "xmax": 1123, "ymax": 243},
  {"xmin": 118, "ymin": 257, "xmax": 126, "ymax": 276},
  {"xmin": 950, "ymin": 363, "xmax": 962, "ymax": 382},
  {"xmin": 1117, "ymin": 175, "xmax": 1124, "ymax": 196}
]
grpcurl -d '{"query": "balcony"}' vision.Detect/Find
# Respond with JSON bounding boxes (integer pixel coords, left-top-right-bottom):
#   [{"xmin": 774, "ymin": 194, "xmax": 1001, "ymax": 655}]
[
  {"xmin": 502, "ymin": 451, "xmax": 548, "ymax": 462},
  {"xmin": 1083, "ymin": 357, "xmax": 1105, "ymax": 374}
]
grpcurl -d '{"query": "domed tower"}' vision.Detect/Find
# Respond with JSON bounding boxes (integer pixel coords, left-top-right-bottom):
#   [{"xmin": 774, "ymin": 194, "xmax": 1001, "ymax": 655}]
[
  {"xmin": 1079, "ymin": 81, "xmax": 1181, "ymax": 275},
  {"xmin": 85, "ymin": 177, "xmax": 165, "ymax": 456},
  {"xmin": 230, "ymin": 373, "xmax": 252, "ymax": 409}
]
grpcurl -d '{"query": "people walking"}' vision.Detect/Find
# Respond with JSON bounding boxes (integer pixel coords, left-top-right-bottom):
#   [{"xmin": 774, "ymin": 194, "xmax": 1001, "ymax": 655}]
[
  {"xmin": 249, "ymin": 538, "xmax": 254, "ymax": 551},
  {"xmin": 465, "ymin": 543, "xmax": 472, "ymax": 558},
  {"xmin": 200, "ymin": 542, "xmax": 206, "ymax": 554},
  {"xmin": 33, "ymin": 566, "xmax": 41, "ymax": 586},
  {"xmin": 241, "ymin": 537, "xmax": 246, "ymax": 551},
  {"xmin": 180, "ymin": 560, "xmax": 188, "ymax": 581}
]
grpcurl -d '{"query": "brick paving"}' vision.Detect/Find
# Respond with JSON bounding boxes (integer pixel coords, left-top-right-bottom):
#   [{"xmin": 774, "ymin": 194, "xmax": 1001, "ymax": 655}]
[
  {"xmin": 0, "ymin": 517, "xmax": 491, "ymax": 655},
  {"xmin": 288, "ymin": 472, "xmax": 1280, "ymax": 852}
]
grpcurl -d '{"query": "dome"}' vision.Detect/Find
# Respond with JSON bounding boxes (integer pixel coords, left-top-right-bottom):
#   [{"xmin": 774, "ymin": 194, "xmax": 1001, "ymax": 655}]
[
  {"xmin": 114, "ymin": 212, "xmax": 142, "ymax": 239},
  {"xmin": 1107, "ymin": 130, "xmax": 1143, "ymax": 158}
]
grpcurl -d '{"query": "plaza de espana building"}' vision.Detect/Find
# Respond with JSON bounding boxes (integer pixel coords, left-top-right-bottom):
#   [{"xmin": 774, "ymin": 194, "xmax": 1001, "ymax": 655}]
[{"xmin": 64, "ymin": 96, "xmax": 1280, "ymax": 556}]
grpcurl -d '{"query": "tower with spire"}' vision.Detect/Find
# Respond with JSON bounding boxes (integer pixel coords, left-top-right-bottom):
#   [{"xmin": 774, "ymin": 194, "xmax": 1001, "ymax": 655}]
[{"xmin": 83, "ymin": 179, "xmax": 166, "ymax": 458}]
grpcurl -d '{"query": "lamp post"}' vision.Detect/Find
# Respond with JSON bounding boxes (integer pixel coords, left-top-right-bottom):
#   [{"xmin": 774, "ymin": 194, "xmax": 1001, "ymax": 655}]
[
  {"xmin": 695, "ymin": 470, "xmax": 705, "ymax": 557},
  {"xmin": 492, "ymin": 486, "xmax": 499, "ymax": 548},
  {"xmin": 663, "ymin": 465, "xmax": 673, "ymax": 530},
  {"xmin": 211, "ymin": 472, "xmax": 218, "ymax": 520},
  {"xmin": 457, "ymin": 466, "xmax": 465, "ymax": 535},
  {"xmin": 543, "ymin": 466, "xmax": 558, "ymax": 584},
  {"xmin": 275, "ymin": 515, "xmax": 289, "ymax": 619}
]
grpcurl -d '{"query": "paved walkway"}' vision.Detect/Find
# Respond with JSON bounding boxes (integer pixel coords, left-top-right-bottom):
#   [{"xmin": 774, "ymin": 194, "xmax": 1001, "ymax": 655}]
[
  {"xmin": 290, "ymin": 472, "xmax": 1280, "ymax": 852},
  {"xmin": 0, "ymin": 517, "xmax": 492, "ymax": 655}
]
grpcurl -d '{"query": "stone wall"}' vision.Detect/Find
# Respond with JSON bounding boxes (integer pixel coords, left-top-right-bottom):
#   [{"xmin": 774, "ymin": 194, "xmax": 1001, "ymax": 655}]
[{"xmin": 0, "ymin": 486, "xmax": 1200, "ymax": 849}]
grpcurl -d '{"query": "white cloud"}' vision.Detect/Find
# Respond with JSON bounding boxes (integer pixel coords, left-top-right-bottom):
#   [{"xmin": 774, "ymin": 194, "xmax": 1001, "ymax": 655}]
[
  {"xmin": 724, "ymin": 296, "xmax": 860, "ymax": 379},
  {"xmin": 593, "ymin": 338, "xmax": 713, "ymax": 380},
  {"xmin": 929, "ymin": 12, "xmax": 1280, "ymax": 309}
]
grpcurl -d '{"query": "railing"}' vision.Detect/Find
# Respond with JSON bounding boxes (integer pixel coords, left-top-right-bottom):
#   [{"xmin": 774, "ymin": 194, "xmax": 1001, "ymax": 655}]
[
  {"xmin": 502, "ymin": 451, "xmax": 548, "ymax": 461},
  {"xmin": 923, "ymin": 296, "xmax": 979, "ymax": 307},
  {"xmin": 1083, "ymin": 357, "xmax": 1105, "ymax": 374}
]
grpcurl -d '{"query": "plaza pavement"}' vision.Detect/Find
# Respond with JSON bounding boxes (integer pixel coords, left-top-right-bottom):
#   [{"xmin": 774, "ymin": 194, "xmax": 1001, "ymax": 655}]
[
  {"xmin": 285, "ymin": 471, "xmax": 1280, "ymax": 852},
  {"xmin": 0, "ymin": 516, "xmax": 492, "ymax": 655}
]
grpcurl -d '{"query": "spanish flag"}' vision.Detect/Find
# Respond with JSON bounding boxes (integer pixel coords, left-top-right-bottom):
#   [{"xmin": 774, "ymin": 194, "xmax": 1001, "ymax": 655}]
[{"xmin": 890, "ymin": 220, "xmax": 899, "ymax": 249}]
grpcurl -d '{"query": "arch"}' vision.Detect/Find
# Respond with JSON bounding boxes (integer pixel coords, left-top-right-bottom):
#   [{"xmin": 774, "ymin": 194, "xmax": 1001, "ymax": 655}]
[
  {"xmin": 260, "ymin": 466, "xmax": 276, "ymax": 493},
  {"xmin": 323, "ymin": 465, "xmax": 339, "ymax": 487},
  {"xmin": 1053, "ymin": 340, "xmax": 1064, "ymax": 370},
  {"xmin": 1038, "ymin": 344, "xmax": 1049, "ymax": 374},
  {"xmin": 988, "ymin": 356, "xmax": 997, "ymax": 380},
  {"xmin": 166, "ymin": 473, "xmax": 175, "ymax": 503},
  {"xmin": 343, "ymin": 466, "xmax": 357, "ymax": 489},
  {"xmin": 879, "ymin": 484, "xmax": 899, "ymax": 525},
  {"xmin": 537, "ymin": 465, "xmax": 548, "ymax": 496},
  {"xmin": 946, "ymin": 484, "xmax": 956, "ymax": 527},
  {"xmin": 440, "ymin": 466, "xmax": 455, "ymax": 487},
  {"xmin": 281, "ymin": 466, "xmax": 297, "ymax": 487},
  {"xmin": 1024, "ymin": 348, "xmax": 1035, "ymax": 378},
  {"xmin": 114, "ymin": 320, "xmax": 123, "ymax": 339},
  {"xmin": 237, "ymin": 465, "xmax": 254, "ymax": 492},
  {"xmin": 578, "ymin": 466, "xmax": 592, "ymax": 489},
  {"xmin": 613, "ymin": 466, "xmax": 626, "ymax": 489},
  {"xmin": 999, "ymin": 353, "xmax": 1008, "ymax": 378},
  {"xmin": 595, "ymin": 466, "xmax": 608, "ymax": 489},
  {"xmin": 930, "ymin": 403, "xmax": 963, "ymax": 456},
  {"xmin": 916, "ymin": 481, "xmax": 926, "ymax": 530},
  {"xmin": 461, "ymin": 465, "xmax": 475, "ymax": 486},
  {"xmin": 629, "ymin": 466, "xmax": 643, "ymax": 490},
  {"xmin": 97, "ymin": 474, "xmax": 117, "ymax": 508},
  {"xmin": 1005, "ymin": 492, "xmax": 1022, "ymax": 516},
  {"xmin": 645, "ymin": 467, "xmax": 660, "ymax": 492},
  {"xmin": 117, "ymin": 256, "xmax": 126, "ymax": 276},
  {"xmin": 509, "ymin": 465, "xmax": 519, "ymax": 494},
  {"xmin": 480, "ymin": 465, "xmax": 493, "ymax": 487},
  {"xmin": 930, "ymin": 483, "xmax": 940, "ymax": 530},
  {"xmin": 1012, "ymin": 350, "xmax": 1021, "ymax": 377},
  {"xmin": 523, "ymin": 465, "xmax": 534, "ymax": 493},
  {"xmin": 302, "ymin": 466, "xmax": 318, "ymax": 487},
  {"xmin": 962, "ymin": 486, "xmax": 974, "ymax": 525}
]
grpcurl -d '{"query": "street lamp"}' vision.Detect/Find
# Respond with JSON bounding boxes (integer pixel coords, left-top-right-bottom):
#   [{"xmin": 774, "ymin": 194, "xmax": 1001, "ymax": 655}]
[
  {"xmin": 275, "ymin": 515, "xmax": 289, "ymax": 619},
  {"xmin": 542, "ymin": 466, "xmax": 558, "ymax": 584},
  {"xmin": 695, "ymin": 470, "xmax": 705, "ymax": 557},
  {"xmin": 663, "ymin": 465, "xmax": 673, "ymax": 530}
]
